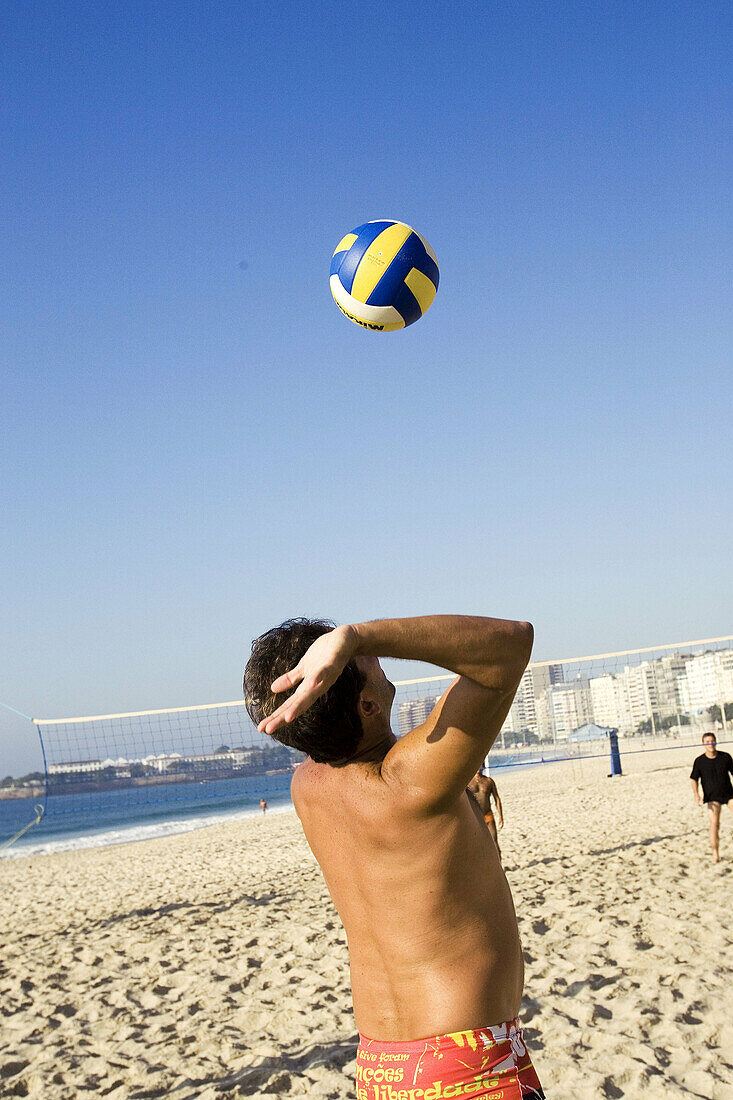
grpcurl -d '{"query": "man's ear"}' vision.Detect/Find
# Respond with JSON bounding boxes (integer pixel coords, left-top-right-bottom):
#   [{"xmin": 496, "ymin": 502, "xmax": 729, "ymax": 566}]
[{"xmin": 358, "ymin": 693, "xmax": 381, "ymax": 719}]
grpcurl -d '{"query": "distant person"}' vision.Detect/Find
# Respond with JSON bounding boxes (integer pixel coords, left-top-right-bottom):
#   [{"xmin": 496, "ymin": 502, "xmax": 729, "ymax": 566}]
[
  {"xmin": 690, "ymin": 732, "xmax": 733, "ymax": 863},
  {"xmin": 245, "ymin": 614, "xmax": 545, "ymax": 1099},
  {"xmin": 468, "ymin": 768, "xmax": 504, "ymax": 857},
  {"xmin": 259, "ymin": 798, "xmax": 268, "ymax": 814}
]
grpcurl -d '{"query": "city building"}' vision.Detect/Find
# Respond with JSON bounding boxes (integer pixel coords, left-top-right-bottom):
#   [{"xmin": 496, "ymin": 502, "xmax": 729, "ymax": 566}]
[
  {"xmin": 398, "ymin": 695, "xmax": 442, "ymax": 736},
  {"xmin": 394, "ymin": 646, "xmax": 732, "ymax": 748}
]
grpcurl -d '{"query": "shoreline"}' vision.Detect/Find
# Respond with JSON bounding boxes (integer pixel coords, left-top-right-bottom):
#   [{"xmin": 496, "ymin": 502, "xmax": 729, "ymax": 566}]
[
  {"xmin": 0, "ymin": 798, "xmax": 296, "ymax": 860},
  {"xmin": 6, "ymin": 737, "xmax": 725, "ymax": 862}
]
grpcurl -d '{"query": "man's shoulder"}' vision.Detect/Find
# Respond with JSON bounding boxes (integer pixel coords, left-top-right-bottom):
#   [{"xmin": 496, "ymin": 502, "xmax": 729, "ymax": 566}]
[
  {"xmin": 475, "ymin": 777, "xmax": 493, "ymax": 799},
  {"xmin": 291, "ymin": 756, "xmax": 332, "ymax": 791},
  {"xmin": 290, "ymin": 757, "xmax": 323, "ymax": 803},
  {"xmin": 291, "ymin": 759, "xmax": 340, "ymax": 822},
  {"xmin": 690, "ymin": 754, "xmax": 705, "ymax": 777},
  {"xmin": 292, "ymin": 757, "xmax": 390, "ymax": 802},
  {"xmin": 294, "ymin": 756, "xmax": 442, "ymax": 828}
]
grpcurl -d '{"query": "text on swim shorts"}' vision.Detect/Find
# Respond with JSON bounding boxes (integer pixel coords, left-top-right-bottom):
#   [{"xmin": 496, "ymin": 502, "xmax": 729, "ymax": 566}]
[
  {"xmin": 356, "ymin": 1064, "xmax": 405, "ymax": 1082},
  {"xmin": 355, "ymin": 1077, "xmax": 504, "ymax": 1099},
  {"xmin": 358, "ymin": 1051, "xmax": 410, "ymax": 1062}
]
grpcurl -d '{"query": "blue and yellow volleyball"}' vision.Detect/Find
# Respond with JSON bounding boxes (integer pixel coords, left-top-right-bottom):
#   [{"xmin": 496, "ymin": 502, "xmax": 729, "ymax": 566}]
[{"xmin": 330, "ymin": 220, "xmax": 439, "ymax": 331}]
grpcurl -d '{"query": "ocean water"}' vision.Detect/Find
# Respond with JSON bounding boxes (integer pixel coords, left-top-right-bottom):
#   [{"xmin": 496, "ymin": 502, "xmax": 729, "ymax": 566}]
[
  {"xmin": 0, "ymin": 749, "xmax": 597, "ymax": 859},
  {"xmin": 0, "ymin": 773, "xmax": 295, "ymax": 858}
]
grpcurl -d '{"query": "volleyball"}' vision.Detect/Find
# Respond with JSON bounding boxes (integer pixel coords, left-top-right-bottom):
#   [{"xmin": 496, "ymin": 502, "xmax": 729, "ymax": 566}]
[{"xmin": 330, "ymin": 220, "xmax": 439, "ymax": 331}]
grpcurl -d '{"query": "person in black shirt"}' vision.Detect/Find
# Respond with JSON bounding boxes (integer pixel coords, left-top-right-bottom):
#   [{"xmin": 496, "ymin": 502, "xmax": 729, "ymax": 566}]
[{"xmin": 690, "ymin": 732, "xmax": 733, "ymax": 863}]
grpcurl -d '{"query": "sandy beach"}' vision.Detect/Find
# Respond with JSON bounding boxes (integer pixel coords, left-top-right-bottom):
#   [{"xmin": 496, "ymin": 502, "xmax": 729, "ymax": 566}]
[{"xmin": 2, "ymin": 746, "xmax": 732, "ymax": 1100}]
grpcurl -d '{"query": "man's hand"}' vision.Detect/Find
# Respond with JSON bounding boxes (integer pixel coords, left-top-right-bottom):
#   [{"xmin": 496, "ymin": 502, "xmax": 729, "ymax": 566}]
[
  {"xmin": 258, "ymin": 625, "xmax": 358, "ymax": 735},
  {"xmin": 690, "ymin": 779, "xmax": 702, "ymax": 807}
]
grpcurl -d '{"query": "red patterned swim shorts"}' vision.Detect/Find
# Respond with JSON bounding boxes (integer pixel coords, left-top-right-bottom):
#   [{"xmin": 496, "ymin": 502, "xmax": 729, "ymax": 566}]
[{"xmin": 356, "ymin": 1019, "xmax": 545, "ymax": 1100}]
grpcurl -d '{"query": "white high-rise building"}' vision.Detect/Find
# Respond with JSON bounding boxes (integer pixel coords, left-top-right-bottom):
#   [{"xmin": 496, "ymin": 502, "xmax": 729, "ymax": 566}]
[
  {"xmin": 589, "ymin": 674, "xmax": 634, "ymax": 734},
  {"xmin": 535, "ymin": 677, "xmax": 592, "ymax": 742},
  {"xmin": 587, "ymin": 653, "xmax": 715, "ymax": 733},
  {"xmin": 678, "ymin": 651, "xmax": 733, "ymax": 713},
  {"xmin": 653, "ymin": 654, "xmax": 687, "ymax": 715},
  {"xmin": 505, "ymin": 664, "xmax": 563, "ymax": 737},
  {"xmin": 398, "ymin": 695, "xmax": 441, "ymax": 736}
]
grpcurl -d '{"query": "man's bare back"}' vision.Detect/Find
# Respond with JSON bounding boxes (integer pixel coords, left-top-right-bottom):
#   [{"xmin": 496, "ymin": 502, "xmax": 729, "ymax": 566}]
[{"xmin": 293, "ymin": 753, "xmax": 522, "ymax": 1039}]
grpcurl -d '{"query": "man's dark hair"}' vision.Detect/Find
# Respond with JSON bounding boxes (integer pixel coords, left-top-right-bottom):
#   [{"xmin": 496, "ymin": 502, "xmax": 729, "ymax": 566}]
[
  {"xmin": 703, "ymin": 732, "xmax": 716, "ymax": 743},
  {"xmin": 244, "ymin": 618, "xmax": 365, "ymax": 764}
]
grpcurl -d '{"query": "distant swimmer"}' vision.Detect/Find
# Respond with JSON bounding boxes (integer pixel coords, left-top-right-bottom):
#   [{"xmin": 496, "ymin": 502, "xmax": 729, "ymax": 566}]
[
  {"xmin": 468, "ymin": 769, "xmax": 504, "ymax": 858},
  {"xmin": 259, "ymin": 798, "xmax": 268, "ymax": 814},
  {"xmin": 690, "ymin": 732, "xmax": 733, "ymax": 863},
  {"xmin": 245, "ymin": 614, "xmax": 545, "ymax": 1099}
]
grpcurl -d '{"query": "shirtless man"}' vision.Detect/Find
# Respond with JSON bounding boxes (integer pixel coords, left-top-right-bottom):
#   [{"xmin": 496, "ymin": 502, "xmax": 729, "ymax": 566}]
[
  {"xmin": 468, "ymin": 770, "xmax": 504, "ymax": 858},
  {"xmin": 244, "ymin": 614, "xmax": 544, "ymax": 1099}
]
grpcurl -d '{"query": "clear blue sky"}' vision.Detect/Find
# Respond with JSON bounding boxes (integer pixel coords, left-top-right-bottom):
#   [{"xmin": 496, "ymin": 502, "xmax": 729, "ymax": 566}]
[{"xmin": 2, "ymin": 1, "xmax": 731, "ymax": 774}]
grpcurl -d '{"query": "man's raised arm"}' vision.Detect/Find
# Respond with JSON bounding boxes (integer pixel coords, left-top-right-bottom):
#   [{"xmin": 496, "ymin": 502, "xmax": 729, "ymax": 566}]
[
  {"xmin": 258, "ymin": 614, "xmax": 533, "ymax": 808},
  {"xmin": 352, "ymin": 615, "xmax": 532, "ymax": 690},
  {"xmin": 356, "ymin": 616, "xmax": 533, "ymax": 809}
]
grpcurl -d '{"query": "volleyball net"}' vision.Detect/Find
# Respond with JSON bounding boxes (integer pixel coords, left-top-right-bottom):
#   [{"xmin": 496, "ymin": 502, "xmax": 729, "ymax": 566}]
[
  {"xmin": 393, "ymin": 634, "xmax": 733, "ymax": 771},
  {"xmin": 2, "ymin": 633, "xmax": 731, "ymax": 849}
]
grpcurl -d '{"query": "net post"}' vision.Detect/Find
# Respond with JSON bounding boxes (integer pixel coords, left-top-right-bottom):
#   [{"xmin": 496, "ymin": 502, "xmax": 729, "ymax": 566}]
[{"xmin": 608, "ymin": 728, "xmax": 623, "ymax": 776}]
